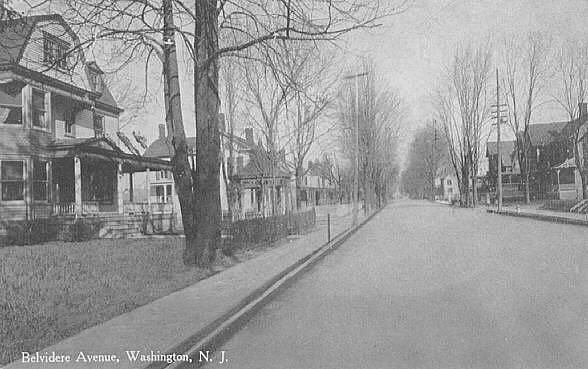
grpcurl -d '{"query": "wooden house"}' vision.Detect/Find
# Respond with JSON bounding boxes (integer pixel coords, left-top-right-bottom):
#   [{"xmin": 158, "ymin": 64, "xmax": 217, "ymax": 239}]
[{"xmin": 0, "ymin": 13, "xmax": 170, "ymax": 226}]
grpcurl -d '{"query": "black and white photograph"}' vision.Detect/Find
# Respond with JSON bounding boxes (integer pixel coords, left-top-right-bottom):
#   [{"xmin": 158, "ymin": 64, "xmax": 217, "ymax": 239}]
[{"xmin": 1, "ymin": 0, "xmax": 587, "ymax": 368}]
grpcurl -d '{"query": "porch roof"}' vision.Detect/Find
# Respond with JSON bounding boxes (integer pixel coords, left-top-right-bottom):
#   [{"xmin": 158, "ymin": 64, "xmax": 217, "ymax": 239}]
[
  {"xmin": 552, "ymin": 157, "xmax": 576, "ymax": 170},
  {"xmin": 49, "ymin": 137, "xmax": 172, "ymax": 172}
]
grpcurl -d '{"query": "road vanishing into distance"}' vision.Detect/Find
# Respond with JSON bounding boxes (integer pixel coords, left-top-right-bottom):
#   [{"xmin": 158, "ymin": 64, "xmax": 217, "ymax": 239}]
[{"xmin": 201, "ymin": 201, "xmax": 588, "ymax": 369}]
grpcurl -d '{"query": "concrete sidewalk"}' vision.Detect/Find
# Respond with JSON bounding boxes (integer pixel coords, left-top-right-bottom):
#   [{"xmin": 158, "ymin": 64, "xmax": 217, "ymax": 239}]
[
  {"xmin": 487, "ymin": 204, "xmax": 588, "ymax": 226},
  {"xmin": 7, "ymin": 206, "xmax": 368, "ymax": 369}
]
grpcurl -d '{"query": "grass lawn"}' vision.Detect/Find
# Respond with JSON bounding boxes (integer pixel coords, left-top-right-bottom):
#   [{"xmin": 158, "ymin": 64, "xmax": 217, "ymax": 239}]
[{"xmin": 0, "ymin": 237, "xmax": 277, "ymax": 365}]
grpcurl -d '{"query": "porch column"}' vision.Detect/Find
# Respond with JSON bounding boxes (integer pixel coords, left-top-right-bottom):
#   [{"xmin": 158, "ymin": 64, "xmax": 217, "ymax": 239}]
[
  {"xmin": 128, "ymin": 172, "xmax": 134, "ymax": 203},
  {"xmin": 24, "ymin": 159, "xmax": 31, "ymax": 220},
  {"xmin": 117, "ymin": 163, "xmax": 124, "ymax": 214},
  {"xmin": 74, "ymin": 156, "xmax": 82, "ymax": 215},
  {"xmin": 146, "ymin": 168, "xmax": 151, "ymax": 208}
]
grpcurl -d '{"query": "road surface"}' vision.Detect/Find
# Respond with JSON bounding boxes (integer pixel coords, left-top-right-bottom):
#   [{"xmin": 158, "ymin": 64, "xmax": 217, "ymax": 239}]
[{"xmin": 201, "ymin": 201, "xmax": 588, "ymax": 369}]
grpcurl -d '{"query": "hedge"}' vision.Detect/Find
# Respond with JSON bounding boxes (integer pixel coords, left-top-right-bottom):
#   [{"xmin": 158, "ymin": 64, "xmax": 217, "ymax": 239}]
[
  {"xmin": 0, "ymin": 218, "xmax": 103, "ymax": 247},
  {"xmin": 221, "ymin": 209, "xmax": 316, "ymax": 253}
]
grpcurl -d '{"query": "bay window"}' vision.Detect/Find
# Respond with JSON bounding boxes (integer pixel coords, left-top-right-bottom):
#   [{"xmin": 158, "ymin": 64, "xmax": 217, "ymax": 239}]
[
  {"xmin": 32, "ymin": 89, "xmax": 47, "ymax": 130},
  {"xmin": 0, "ymin": 83, "xmax": 23, "ymax": 125},
  {"xmin": 1, "ymin": 161, "xmax": 25, "ymax": 201}
]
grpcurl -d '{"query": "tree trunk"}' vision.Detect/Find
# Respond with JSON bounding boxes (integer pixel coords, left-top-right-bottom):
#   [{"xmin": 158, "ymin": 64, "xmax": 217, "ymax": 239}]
[
  {"xmin": 525, "ymin": 173, "xmax": 531, "ymax": 204},
  {"xmin": 162, "ymin": 0, "xmax": 199, "ymax": 265},
  {"xmin": 184, "ymin": 0, "xmax": 221, "ymax": 266},
  {"xmin": 295, "ymin": 164, "xmax": 303, "ymax": 210}
]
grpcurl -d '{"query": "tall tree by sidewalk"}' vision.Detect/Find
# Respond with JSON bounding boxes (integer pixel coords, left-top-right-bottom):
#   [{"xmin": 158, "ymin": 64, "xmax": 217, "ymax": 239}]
[
  {"xmin": 435, "ymin": 43, "xmax": 492, "ymax": 207},
  {"xmin": 58, "ymin": 0, "xmax": 411, "ymax": 266},
  {"xmin": 554, "ymin": 40, "xmax": 588, "ymax": 199},
  {"xmin": 502, "ymin": 33, "xmax": 552, "ymax": 204},
  {"xmin": 336, "ymin": 62, "xmax": 404, "ymax": 210}
]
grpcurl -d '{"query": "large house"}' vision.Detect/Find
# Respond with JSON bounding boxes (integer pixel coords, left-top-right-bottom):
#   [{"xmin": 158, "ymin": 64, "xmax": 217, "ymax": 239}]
[
  {"xmin": 485, "ymin": 103, "xmax": 588, "ymax": 202},
  {"xmin": 0, "ymin": 13, "xmax": 170, "ymax": 224},
  {"xmin": 299, "ymin": 159, "xmax": 338, "ymax": 207},
  {"xmin": 144, "ymin": 125, "xmax": 295, "ymax": 219}
]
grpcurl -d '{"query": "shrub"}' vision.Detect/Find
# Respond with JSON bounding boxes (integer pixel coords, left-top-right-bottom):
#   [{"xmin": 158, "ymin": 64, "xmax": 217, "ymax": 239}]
[
  {"xmin": 62, "ymin": 218, "xmax": 102, "ymax": 242},
  {"xmin": 1, "ymin": 219, "xmax": 59, "ymax": 246}
]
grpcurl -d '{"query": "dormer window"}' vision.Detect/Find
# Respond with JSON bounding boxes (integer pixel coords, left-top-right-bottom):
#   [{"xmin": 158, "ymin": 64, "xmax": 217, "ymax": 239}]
[
  {"xmin": 90, "ymin": 72, "xmax": 102, "ymax": 92},
  {"xmin": 43, "ymin": 31, "xmax": 70, "ymax": 70}
]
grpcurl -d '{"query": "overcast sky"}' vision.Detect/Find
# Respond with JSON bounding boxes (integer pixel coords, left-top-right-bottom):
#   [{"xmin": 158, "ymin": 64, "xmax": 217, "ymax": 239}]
[{"xmin": 13, "ymin": 0, "xmax": 588, "ymax": 158}]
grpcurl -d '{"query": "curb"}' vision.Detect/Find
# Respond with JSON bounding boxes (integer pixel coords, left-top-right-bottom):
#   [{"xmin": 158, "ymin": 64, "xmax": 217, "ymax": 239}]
[
  {"xmin": 487, "ymin": 208, "xmax": 588, "ymax": 227},
  {"xmin": 152, "ymin": 207, "xmax": 384, "ymax": 369}
]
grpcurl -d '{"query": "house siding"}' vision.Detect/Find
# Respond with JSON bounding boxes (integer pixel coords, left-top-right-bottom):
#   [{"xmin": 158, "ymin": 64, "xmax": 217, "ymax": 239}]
[{"xmin": 19, "ymin": 20, "xmax": 89, "ymax": 90}]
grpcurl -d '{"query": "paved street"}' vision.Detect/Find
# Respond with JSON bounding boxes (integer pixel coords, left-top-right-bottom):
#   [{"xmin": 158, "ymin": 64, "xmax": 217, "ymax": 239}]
[{"xmin": 202, "ymin": 201, "xmax": 588, "ymax": 369}]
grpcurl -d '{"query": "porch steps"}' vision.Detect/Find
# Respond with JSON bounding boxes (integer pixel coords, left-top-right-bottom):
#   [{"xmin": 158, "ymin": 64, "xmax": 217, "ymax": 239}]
[{"xmin": 570, "ymin": 200, "xmax": 588, "ymax": 214}]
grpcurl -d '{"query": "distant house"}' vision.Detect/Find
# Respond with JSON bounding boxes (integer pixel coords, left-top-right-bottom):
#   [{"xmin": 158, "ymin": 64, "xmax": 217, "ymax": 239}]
[
  {"xmin": 434, "ymin": 167, "xmax": 459, "ymax": 203},
  {"xmin": 299, "ymin": 159, "xmax": 338, "ymax": 207},
  {"xmin": 0, "ymin": 12, "xmax": 169, "ymax": 223},
  {"xmin": 485, "ymin": 140, "xmax": 522, "ymax": 201}
]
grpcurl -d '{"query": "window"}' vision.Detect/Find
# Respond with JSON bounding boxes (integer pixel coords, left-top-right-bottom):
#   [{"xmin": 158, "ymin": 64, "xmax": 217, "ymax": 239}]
[
  {"xmin": 0, "ymin": 83, "xmax": 23, "ymax": 125},
  {"xmin": 93, "ymin": 114, "xmax": 104, "ymax": 137},
  {"xmin": 64, "ymin": 110, "xmax": 75, "ymax": 136},
  {"xmin": 32, "ymin": 90, "xmax": 47, "ymax": 130},
  {"xmin": 447, "ymin": 179, "xmax": 452, "ymax": 186},
  {"xmin": 166, "ymin": 185, "xmax": 173, "ymax": 202},
  {"xmin": 43, "ymin": 32, "xmax": 70, "ymax": 70},
  {"xmin": 1, "ymin": 161, "xmax": 24, "ymax": 201},
  {"xmin": 33, "ymin": 159, "xmax": 48, "ymax": 201},
  {"xmin": 156, "ymin": 170, "xmax": 171, "ymax": 180},
  {"xmin": 90, "ymin": 73, "xmax": 102, "ymax": 91}
]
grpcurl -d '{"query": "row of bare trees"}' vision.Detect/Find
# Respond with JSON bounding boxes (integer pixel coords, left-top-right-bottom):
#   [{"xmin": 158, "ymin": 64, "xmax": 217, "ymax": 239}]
[
  {"xmin": 336, "ymin": 63, "xmax": 404, "ymax": 211},
  {"xmin": 402, "ymin": 122, "xmax": 448, "ymax": 200},
  {"xmin": 434, "ymin": 35, "xmax": 588, "ymax": 207},
  {"xmin": 33, "ymin": 0, "xmax": 411, "ymax": 266}
]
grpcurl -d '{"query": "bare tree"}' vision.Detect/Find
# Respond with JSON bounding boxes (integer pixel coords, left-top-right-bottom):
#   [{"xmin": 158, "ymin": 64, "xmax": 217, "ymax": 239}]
[
  {"xmin": 436, "ymin": 43, "xmax": 492, "ymax": 207},
  {"xmin": 52, "ymin": 0, "xmax": 410, "ymax": 266},
  {"xmin": 502, "ymin": 33, "xmax": 551, "ymax": 203},
  {"xmin": 336, "ymin": 61, "xmax": 404, "ymax": 211},
  {"xmin": 554, "ymin": 40, "xmax": 588, "ymax": 199},
  {"xmin": 402, "ymin": 121, "xmax": 448, "ymax": 200}
]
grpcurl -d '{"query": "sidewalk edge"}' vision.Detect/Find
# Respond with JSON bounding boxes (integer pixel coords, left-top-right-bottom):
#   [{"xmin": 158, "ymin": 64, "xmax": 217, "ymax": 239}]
[
  {"xmin": 154, "ymin": 207, "xmax": 384, "ymax": 369},
  {"xmin": 487, "ymin": 208, "xmax": 588, "ymax": 227}
]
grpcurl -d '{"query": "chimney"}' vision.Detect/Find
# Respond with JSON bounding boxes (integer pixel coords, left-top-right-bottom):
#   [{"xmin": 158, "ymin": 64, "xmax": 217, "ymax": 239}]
[
  {"xmin": 244, "ymin": 128, "xmax": 254, "ymax": 145},
  {"xmin": 158, "ymin": 124, "xmax": 166, "ymax": 139},
  {"xmin": 579, "ymin": 102, "xmax": 587, "ymax": 119}
]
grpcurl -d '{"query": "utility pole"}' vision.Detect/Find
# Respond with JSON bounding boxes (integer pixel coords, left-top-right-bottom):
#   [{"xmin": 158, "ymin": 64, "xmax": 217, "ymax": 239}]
[
  {"xmin": 491, "ymin": 68, "xmax": 504, "ymax": 212},
  {"xmin": 343, "ymin": 71, "xmax": 368, "ymax": 226}
]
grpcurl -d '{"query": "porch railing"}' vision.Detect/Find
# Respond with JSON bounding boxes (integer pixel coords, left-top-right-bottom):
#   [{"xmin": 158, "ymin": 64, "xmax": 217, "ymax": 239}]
[
  {"xmin": 123, "ymin": 202, "xmax": 174, "ymax": 214},
  {"xmin": 53, "ymin": 203, "xmax": 76, "ymax": 215},
  {"xmin": 52, "ymin": 202, "xmax": 176, "ymax": 215}
]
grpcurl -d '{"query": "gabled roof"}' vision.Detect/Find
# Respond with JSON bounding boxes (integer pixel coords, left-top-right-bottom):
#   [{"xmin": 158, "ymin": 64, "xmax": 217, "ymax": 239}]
[
  {"xmin": 236, "ymin": 148, "xmax": 290, "ymax": 179},
  {"xmin": 486, "ymin": 140, "xmax": 516, "ymax": 156},
  {"xmin": 526, "ymin": 122, "xmax": 568, "ymax": 146},
  {"xmin": 0, "ymin": 14, "xmax": 69, "ymax": 67},
  {"xmin": 0, "ymin": 14, "xmax": 121, "ymax": 113}
]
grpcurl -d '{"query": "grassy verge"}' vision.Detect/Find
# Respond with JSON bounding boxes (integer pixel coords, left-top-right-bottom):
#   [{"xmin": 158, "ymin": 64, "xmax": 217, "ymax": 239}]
[{"xmin": 0, "ymin": 236, "xmax": 285, "ymax": 365}]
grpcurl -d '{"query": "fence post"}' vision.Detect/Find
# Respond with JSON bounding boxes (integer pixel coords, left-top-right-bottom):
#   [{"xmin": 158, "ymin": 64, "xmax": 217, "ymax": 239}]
[{"xmin": 327, "ymin": 213, "xmax": 331, "ymax": 243}]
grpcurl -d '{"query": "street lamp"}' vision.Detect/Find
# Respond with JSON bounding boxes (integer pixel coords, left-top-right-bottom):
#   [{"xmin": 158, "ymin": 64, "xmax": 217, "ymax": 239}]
[{"xmin": 343, "ymin": 71, "xmax": 368, "ymax": 226}]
